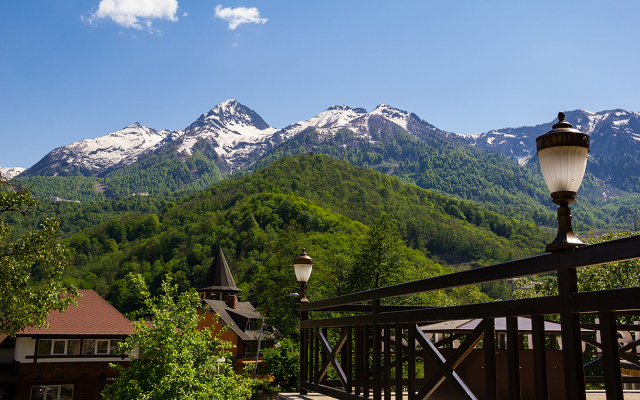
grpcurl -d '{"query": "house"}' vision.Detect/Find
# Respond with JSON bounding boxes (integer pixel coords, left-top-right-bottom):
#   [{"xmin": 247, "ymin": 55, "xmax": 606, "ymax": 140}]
[
  {"xmin": 196, "ymin": 247, "xmax": 275, "ymax": 376},
  {"xmin": 0, "ymin": 290, "xmax": 134, "ymax": 400}
]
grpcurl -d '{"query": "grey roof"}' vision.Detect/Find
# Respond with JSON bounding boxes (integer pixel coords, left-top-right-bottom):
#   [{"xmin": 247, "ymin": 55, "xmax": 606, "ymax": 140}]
[
  {"xmin": 199, "ymin": 247, "xmax": 241, "ymax": 293},
  {"xmin": 418, "ymin": 317, "xmax": 594, "ymax": 333},
  {"xmin": 203, "ymin": 299, "xmax": 273, "ymax": 342}
]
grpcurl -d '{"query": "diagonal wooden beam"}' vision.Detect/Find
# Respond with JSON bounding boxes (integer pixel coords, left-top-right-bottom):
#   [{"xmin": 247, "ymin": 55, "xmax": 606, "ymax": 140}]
[
  {"xmin": 413, "ymin": 323, "xmax": 483, "ymax": 400},
  {"xmin": 619, "ymin": 353, "xmax": 640, "ymax": 369},
  {"xmin": 316, "ymin": 327, "xmax": 349, "ymax": 389},
  {"xmin": 619, "ymin": 339, "xmax": 640, "ymax": 353}
]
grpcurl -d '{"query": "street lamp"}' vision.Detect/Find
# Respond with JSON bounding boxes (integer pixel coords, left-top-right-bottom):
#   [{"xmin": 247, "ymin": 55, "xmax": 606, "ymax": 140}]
[
  {"xmin": 294, "ymin": 249, "xmax": 313, "ymax": 303},
  {"xmin": 536, "ymin": 112, "xmax": 590, "ymax": 252},
  {"xmin": 253, "ymin": 292, "xmax": 299, "ymax": 379}
]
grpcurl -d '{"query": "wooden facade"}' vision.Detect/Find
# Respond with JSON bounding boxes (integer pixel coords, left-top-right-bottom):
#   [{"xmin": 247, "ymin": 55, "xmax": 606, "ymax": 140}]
[{"xmin": 0, "ymin": 290, "xmax": 134, "ymax": 400}]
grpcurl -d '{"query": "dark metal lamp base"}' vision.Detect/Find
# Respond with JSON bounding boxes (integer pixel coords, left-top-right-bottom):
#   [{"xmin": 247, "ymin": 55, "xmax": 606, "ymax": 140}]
[{"xmin": 546, "ymin": 191, "xmax": 585, "ymax": 253}]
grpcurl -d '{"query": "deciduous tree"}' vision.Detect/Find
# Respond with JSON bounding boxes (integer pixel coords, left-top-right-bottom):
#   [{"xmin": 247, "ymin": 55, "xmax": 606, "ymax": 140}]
[
  {"xmin": 102, "ymin": 274, "xmax": 252, "ymax": 400},
  {"xmin": 0, "ymin": 177, "xmax": 78, "ymax": 337}
]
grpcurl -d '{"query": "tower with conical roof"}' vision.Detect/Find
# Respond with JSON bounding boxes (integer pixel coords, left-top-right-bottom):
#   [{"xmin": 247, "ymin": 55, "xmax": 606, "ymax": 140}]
[{"xmin": 198, "ymin": 247, "xmax": 241, "ymax": 302}]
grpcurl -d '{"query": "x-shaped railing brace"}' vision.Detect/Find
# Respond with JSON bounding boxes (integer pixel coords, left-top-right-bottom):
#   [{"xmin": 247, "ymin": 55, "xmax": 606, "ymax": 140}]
[
  {"xmin": 413, "ymin": 320, "xmax": 486, "ymax": 400},
  {"xmin": 583, "ymin": 336, "xmax": 640, "ymax": 371},
  {"xmin": 316, "ymin": 327, "xmax": 349, "ymax": 389}
]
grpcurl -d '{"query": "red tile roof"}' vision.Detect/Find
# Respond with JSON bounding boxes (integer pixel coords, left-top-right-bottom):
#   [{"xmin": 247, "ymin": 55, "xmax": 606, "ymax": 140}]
[{"xmin": 18, "ymin": 290, "xmax": 134, "ymax": 336}]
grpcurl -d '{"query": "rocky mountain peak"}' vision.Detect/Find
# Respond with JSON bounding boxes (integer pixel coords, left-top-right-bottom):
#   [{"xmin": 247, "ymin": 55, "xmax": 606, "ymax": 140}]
[{"xmin": 198, "ymin": 99, "xmax": 271, "ymax": 131}]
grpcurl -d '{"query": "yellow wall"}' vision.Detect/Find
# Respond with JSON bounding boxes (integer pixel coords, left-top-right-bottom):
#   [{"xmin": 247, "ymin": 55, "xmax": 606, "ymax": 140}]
[{"xmin": 197, "ymin": 306, "xmax": 269, "ymax": 378}]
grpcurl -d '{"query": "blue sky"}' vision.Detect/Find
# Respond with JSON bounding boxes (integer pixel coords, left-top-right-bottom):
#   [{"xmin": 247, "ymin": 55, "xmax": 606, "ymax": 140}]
[{"xmin": 1, "ymin": 0, "xmax": 639, "ymax": 168}]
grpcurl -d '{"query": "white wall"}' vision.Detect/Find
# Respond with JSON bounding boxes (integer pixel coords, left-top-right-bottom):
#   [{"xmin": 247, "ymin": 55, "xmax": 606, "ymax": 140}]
[{"xmin": 15, "ymin": 337, "xmax": 36, "ymax": 363}]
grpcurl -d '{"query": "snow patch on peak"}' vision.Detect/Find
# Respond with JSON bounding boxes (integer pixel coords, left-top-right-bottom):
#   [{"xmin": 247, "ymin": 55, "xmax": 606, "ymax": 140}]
[
  {"xmin": 177, "ymin": 101, "xmax": 277, "ymax": 165},
  {"xmin": 42, "ymin": 124, "xmax": 171, "ymax": 175},
  {"xmin": 517, "ymin": 155, "xmax": 533, "ymax": 166},
  {"xmin": 0, "ymin": 166, "xmax": 26, "ymax": 179},
  {"xmin": 370, "ymin": 104, "xmax": 411, "ymax": 130}
]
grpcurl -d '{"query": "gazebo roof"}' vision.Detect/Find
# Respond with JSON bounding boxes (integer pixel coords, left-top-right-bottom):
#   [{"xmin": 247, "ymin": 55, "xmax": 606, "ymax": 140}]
[
  {"xmin": 419, "ymin": 317, "xmax": 593, "ymax": 333},
  {"xmin": 198, "ymin": 247, "xmax": 241, "ymax": 293}
]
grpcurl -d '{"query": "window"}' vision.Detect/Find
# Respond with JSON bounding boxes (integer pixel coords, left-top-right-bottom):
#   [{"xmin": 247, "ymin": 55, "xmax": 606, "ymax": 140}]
[
  {"xmin": 30, "ymin": 385, "xmax": 73, "ymax": 400},
  {"xmin": 36, "ymin": 338, "xmax": 124, "ymax": 356},
  {"xmin": 52, "ymin": 340, "xmax": 66, "ymax": 354},
  {"xmin": 67, "ymin": 339, "xmax": 80, "ymax": 355},
  {"xmin": 82, "ymin": 339, "xmax": 96, "ymax": 355},
  {"xmin": 97, "ymin": 340, "xmax": 109, "ymax": 354},
  {"xmin": 38, "ymin": 340, "xmax": 52, "ymax": 355}
]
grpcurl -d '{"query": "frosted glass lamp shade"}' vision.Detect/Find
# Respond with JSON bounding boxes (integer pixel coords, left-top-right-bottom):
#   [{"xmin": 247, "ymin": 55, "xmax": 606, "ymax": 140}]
[
  {"xmin": 538, "ymin": 146, "xmax": 588, "ymax": 193},
  {"xmin": 294, "ymin": 264, "xmax": 313, "ymax": 283},
  {"xmin": 294, "ymin": 249, "xmax": 313, "ymax": 283}
]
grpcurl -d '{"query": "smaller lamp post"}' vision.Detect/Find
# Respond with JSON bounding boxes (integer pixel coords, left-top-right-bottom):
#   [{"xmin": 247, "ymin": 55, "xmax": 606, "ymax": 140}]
[
  {"xmin": 536, "ymin": 112, "xmax": 590, "ymax": 252},
  {"xmin": 294, "ymin": 249, "xmax": 313, "ymax": 303}
]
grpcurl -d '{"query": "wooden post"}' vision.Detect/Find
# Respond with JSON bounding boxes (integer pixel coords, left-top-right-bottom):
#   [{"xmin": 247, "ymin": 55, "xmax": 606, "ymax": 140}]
[
  {"xmin": 531, "ymin": 314, "xmax": 549, "ymax": 400},
  {"xmin": 557, "ymin": 267, "xmax": 586, "ymax": 400},
  {"xmin": 484, "ymin": 317, "xmax": 497, "ymax": 400}
]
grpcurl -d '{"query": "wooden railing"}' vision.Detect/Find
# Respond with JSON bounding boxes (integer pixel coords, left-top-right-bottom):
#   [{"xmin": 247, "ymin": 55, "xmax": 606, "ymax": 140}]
[{"xmin": 299, "ymin": 234, "xmax": 640, "ymax": 400}]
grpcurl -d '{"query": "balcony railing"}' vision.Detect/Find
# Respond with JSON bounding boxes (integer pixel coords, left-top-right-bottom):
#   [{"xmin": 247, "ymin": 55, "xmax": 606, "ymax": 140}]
[{"xmin": 299, "ymin": 234, "xmax": 640, "ymax": 400}]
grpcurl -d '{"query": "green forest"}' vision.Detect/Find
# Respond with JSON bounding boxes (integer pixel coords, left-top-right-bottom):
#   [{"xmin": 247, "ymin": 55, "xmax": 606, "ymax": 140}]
[
  {"xmin": 18, "ymin": 141, "xmax": 228, "ymax": 201},
  {"xmin": 16, "ymin": 125, "xmax": 640, "ymax": 233},
  {"xmin": 6, "ymin": 154, "xmax": 558, "ymax": 336}
]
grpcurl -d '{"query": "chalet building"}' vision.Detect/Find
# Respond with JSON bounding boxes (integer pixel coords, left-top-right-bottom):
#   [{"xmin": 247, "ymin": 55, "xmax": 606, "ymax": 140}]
[
  {"xmin": 0, "ymin": 290, "xmax": 134, "ymax": 400},
  {"xmin": 196, "ymin": 247, "xmax": 274, "ymax": 376}
]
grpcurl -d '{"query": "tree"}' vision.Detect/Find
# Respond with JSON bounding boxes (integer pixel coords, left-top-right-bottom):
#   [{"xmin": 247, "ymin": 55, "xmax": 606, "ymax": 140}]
[
  {"xmin": 0, "ymin": 177, "xmax": 78, "ymax": 337},
  {"xmin": 102, "ymin": 274, "xmax": 252, "ymax": 400},
  {"xmin": 514, "ymin": 230, "xmax": 640, "ymax": 298},
  {"xmin": 348, "ymin": 214, "xmax": 407, "ymax": 291},
  {"xmin": 261, "ymin": 338, "xmax": 300, "ymax": 392}
]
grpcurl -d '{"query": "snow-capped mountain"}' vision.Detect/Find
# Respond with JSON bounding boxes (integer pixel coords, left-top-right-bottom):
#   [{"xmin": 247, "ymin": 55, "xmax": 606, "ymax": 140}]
[
  {"xmin": 21, "ymin": 101, "xmax": 640, "ymax": 196},
  {"xmin": 23, "ymin": 100, "xmax": 458, "ymax": 177},
  {"xmin": 468, "ymin": 109, "xmax": 640, "ymax": 164},
  {"xmin": 0, "ymin": 166, "xmax": 26, "ymax": 179},
  {"xmin": 277, "ymin": 104, "xmax": 458, "ymax": 144},
  {"xmin": 176, "ymin": 99, "xmax": 279, "ymax": 169},
  {"xmin": 22, "ymin": 100, "xmax": 280, "ymax": 176},
  {"xmin": 26, "ymin": 123, "xmax": 174, "ymax": 177}
]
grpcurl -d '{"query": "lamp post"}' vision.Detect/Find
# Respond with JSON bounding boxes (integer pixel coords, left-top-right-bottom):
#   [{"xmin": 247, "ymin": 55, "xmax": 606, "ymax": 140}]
[
  {"xmin": 536, "ymin": 111, "xmax": 590, "ymax": 252},
  {"xmin": 253, "ymin": 292, "xmax": 299, "ymax": 379},
  {"xmin": 294, "ymin": 249, "xmax": 313, "ymax": 303}
]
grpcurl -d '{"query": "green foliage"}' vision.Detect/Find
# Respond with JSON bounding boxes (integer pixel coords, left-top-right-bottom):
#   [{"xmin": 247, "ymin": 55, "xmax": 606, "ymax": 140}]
[
  {"xmin": 17, "ymin": 176, "xmax": 106, "ymax": 202},
  {"xmin": 20, "ymin": 155, "xmax": 549, "ymax": 325},
  {"xmin": 246, "ymin": 127, "xmax": 559, "ymax": 223},
  {"xmin": 20, "ymin": 142, "xmax": 226, "ymax": 202},
  {"xmin": 261, "ymin": 338, "xmax": 300, "ymax": 392},
  {"xmin": 101, "ymin": 274, "xmax": 252, "ymax": 400},
  {"xmin": 0, "ymin": 177, "xmax": 79, "ymax": 337},
  {"xmin": 5, "ymin": 192, "xmax": 183, "ymax": 238},
  {"xmin": 348, "ymin": 214, "xmax": 410, "ymax": 290},
  {"xmin": 514, "ymin": 230, "xmax": 640, "ymax": 299}
]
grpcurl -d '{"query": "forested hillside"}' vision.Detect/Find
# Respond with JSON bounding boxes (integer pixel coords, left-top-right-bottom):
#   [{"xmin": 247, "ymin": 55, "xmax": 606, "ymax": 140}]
[
  {"xmin": 248, "ymin": 126, "xmax": 610, "ymax": 229},
  {"xmin": 17, "ymin": 140, "xmax": 228, "ymax": 202},
  {"xmin": 50, "ymin": 154, "xmax": 551, "ymax": 329},
  {"xmin": 18, "ymin": 121, "xmax": 635, "ymax": 233}
]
